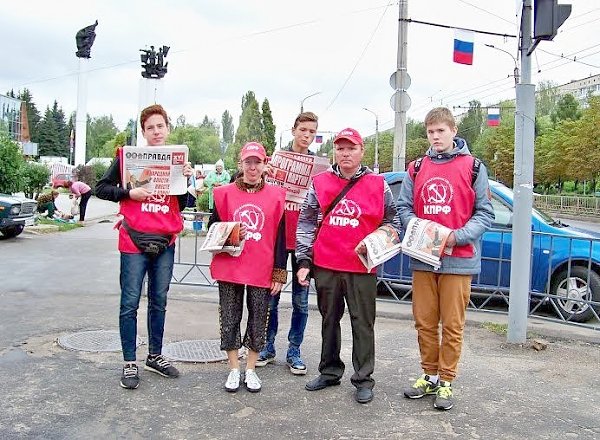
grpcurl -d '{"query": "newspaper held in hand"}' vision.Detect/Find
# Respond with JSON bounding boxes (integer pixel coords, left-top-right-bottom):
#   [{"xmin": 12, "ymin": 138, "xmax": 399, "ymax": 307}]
[
  {"xmin": 401, "ymin": 218, "xmax": 453, "ymax": 270},
  {"xmin": 265, "ymin": 151, "xmax": 330, "ymax": 205},
  {"xmin": 121, "ymin": 145, "xmax": 189, "ymax": 195},
  {"xmin": 357, "ymin": 225, "xmax": 402, "ymax": 271},
  {"xmin": 199, "ymin": 222, "xmax": 245, "ymax": 257}
]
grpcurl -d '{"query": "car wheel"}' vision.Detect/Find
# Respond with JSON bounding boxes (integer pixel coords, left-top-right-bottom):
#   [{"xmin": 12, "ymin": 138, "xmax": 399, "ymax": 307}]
[
  {"xmin": 0, "ymin": 224, "xmax": 24, "ymax": 238},
  {"xmin": 550, "ymin": 266, "xmax": 600, "ymax": 323}
]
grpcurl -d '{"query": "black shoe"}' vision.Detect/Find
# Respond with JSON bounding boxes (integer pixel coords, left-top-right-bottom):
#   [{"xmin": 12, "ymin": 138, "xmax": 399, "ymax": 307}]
[
  {"xmin": 144, "ymin": 354, "xmax": 180, "ymax": 378},
  {"xmin": 120, "ymin": 363, "xmax": 139, "ymax": 389},
  {"xmin": 305, "ymin": 375, "xmax": 341, "ymax": 391},
  {"xmin": 355, "ymin": 387, "xmax": 374, "ymax": 404}
]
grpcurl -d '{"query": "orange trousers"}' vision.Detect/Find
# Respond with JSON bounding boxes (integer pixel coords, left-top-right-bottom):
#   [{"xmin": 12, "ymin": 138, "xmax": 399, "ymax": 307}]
[{"xmin": 412, "ymin": 271, "xmax": 471, "ymax": 382}]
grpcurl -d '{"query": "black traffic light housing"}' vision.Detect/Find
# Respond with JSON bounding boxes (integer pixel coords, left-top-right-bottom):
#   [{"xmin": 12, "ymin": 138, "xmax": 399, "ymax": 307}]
[{"xmin": 534, "ymin": 0, "xmax": 572, "ymax": 41}]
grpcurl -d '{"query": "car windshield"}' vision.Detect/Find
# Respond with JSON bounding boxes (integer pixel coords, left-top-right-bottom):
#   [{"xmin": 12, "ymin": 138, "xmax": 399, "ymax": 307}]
[{"xmin": 489, "ymin": 181, "xmax": 557, "ymax": 225}]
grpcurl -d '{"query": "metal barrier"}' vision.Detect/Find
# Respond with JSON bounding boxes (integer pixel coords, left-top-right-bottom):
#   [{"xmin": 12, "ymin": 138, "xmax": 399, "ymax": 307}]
[
  {"xmin": 173, "ymin": 218, "xmax": 599, "ymax": 331},
  {"xmin": 535, "ymin": 194, "xmax": 600, "ymax": 218}
]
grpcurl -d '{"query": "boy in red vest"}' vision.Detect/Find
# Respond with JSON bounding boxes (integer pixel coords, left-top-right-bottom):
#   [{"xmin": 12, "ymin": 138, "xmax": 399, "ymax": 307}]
[
  {"xmin": 397, "ymin": 107, "xmax": 494, "ymax": 410},
  {"xmin": 257, "ymin": 111, "xmax": 319, "ymax": 375},
  {"xmin": 296, "ymin": 127, "xmax": 400, "ymax": 404},
  {"xmin": 95, "ymin": 104, "xmax": 193, "ymax": 390}
]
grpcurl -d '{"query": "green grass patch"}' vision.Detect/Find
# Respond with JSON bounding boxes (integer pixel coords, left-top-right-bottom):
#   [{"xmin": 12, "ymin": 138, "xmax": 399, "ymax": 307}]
[
  {"xmin": 481, "ymin": 321, "xmax": 508, "ymax": 335},
  {"xmin": 37, "ymin": 217, "xmax": 83, "ymax": 232}
]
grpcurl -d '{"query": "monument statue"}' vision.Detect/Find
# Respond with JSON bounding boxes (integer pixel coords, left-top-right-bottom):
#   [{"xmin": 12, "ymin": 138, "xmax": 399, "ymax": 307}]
[
  {"xmin": 75, "ymin": 20, "xmax": 99, "ymax": 59},
  {"xmin": 140, "ymin": 45, "xmax": 170, "ymax": 79}
]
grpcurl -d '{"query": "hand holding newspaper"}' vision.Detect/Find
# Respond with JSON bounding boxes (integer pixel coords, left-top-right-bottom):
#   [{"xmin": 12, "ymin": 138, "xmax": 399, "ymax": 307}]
[
  {"xmin": 199, "ymin": 222, "xmax": 245, "ymax": 257},
  {"xmin": 357, "ymin": 225, "xmax": 402, "ymax": 271},
  {"xmin": 400, "ymin": 218, "xmax": 454, "ymax": 270},
  {"xmin": 121, "ymin": 145, "xmax": 189, "ymax": 195}
]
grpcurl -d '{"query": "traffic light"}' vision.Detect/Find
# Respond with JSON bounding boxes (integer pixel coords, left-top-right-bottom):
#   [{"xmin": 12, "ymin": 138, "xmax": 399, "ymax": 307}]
[{"xmin": 534, "ymin": 0, "xmax": 572, "ymax": 41}]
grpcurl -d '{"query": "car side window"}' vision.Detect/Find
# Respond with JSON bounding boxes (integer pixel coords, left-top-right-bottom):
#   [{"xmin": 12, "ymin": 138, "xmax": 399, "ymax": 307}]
[{"xmin": 491, "ymin": 197, "xmax": 512, "ymax": 228}]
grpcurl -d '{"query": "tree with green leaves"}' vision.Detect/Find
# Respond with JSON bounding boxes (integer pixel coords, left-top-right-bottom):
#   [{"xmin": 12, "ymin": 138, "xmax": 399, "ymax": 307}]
[
  {"xmin": 87, "ymin": 115, "xmax": 118, "ymax": 161},
  {"xmin": 37, "ymin": 106, "xmax": 62, "ymax": 157},
  {"xmin": 261, "ymin": 98, "xmax": 276, "ymax": 155},
  {"xmin": 230, "ymin": 91, "xmax": 263, "ymax": 162},
  {"xmin": 536, "ymin": 80, "xmax": 559, "ymax": 117},
  {"xmin": 168, "ymin": 124, "xmax": 221, "ymax": 167},
  {"xmin": 457, "ymin": 100, "xmax": 485, "ymax": 149},
  {"xmin": 51, "ymin": 101, "xmax": 70, "ymax": 156},
  {"xmin": 0, "ymin": 132, "xmax": 26, "ymax": 193},
  {"xmin": 550, "ymin": 94, "xmax": 581, "ymax": 126},
  {"xmin": 221, "ymin": 110, "xmax": 234, "ymax": 145},
  {"xmin": 22, "ymin": 162, "xmax": 51, "ymax": 199}
]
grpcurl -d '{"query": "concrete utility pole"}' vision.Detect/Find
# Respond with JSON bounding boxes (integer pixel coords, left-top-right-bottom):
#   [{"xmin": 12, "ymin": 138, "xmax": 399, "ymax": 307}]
[
  {"xmin": 363, "ymin": 108, "xmax": 379, "ymax": 174},
  {"xmin": 392, "ymin": 0, "xmax": 409, "ymax": 171},
  {"xmin": 507, "ymin": 0, "xmax": 535, "ymax": 343}
]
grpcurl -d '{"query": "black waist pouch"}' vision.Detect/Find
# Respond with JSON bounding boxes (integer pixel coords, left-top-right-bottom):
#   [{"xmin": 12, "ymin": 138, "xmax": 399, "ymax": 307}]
[{"xmin": 121, "ymin": 219, "xmax": 172, "ymax": 257}]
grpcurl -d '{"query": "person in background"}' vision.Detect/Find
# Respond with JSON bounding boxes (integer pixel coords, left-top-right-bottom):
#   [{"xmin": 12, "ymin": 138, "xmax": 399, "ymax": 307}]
[
  {"xmin": 36, "ymin": 190, "xmax": 67, "ymax": 219},
  {"xmin": 397, "ymin": 107, "xmax": 494, "ymax": 410},
  {"xmin": 65, "ymin": 180, "xmax": 92, "ymax": 222},
  {"xmin": 95, "ymin": 104, "xmax": 193, "ymax": 390},
  {"xmin": 296, "ymin": 127, "xmax": 400, "ymax": 404},
  {"xmin": 208, "ymin": 142, "xmax": 287, "ymax": 393},
  {"xmin": 204, "ymin": 159, "xmax": 230, "ymax": 211},
  {"xmin": 257, "ymin": 111, "xmax": 319, "ymax": 376}
]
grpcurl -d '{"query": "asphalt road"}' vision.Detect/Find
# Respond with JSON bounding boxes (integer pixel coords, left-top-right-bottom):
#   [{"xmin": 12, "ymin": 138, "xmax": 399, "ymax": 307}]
[{"xmin": 1, "ymin": 214, "xmax": 599, "ymax": 439}]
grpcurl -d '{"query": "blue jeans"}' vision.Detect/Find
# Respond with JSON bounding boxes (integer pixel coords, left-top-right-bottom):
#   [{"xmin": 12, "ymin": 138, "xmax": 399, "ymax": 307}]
[
  {"xmin": 263, "ymin": 251, "xmax": 309, "ymax": 358},
  {"xmin": 119, "ymin": 245, "xmax": 175, "ymax": 362}
]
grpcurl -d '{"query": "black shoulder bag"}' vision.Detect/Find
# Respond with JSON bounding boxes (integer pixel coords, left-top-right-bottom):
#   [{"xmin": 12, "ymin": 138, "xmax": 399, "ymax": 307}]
[{"xmin": 121, "ymin": 219, "xmax": 173, "ymax": 257}]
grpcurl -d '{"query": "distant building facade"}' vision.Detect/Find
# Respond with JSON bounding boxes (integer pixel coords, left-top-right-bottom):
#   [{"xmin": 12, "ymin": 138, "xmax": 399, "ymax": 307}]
[
  {"xmin": 555, "ymin": 73, "xmax": 600, "ymax": 106},
  {"xmin": 0, "ymin": 94, "xmax": 22, "ymax": 141}
]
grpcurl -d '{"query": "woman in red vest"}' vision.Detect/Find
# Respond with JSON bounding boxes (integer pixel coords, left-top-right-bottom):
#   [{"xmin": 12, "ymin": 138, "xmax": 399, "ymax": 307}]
[{"xmin": 208, "ymin": 142, "xmax": 287, "ymax": 393}]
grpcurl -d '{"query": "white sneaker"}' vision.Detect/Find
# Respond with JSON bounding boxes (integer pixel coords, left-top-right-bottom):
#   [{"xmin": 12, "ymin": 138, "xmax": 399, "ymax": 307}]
[
  {"xmin": 225, "ymin": 368, "xmax": 240, "ymax": 392},
  {"xmin": 244, "ymin": 369, "xmax": 262, "ymax": 393}
]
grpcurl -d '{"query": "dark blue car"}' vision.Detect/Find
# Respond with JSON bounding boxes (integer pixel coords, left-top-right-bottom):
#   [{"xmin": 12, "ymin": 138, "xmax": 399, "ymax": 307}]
[{"xmin": 380, "ymin": 172, "xmax": 600, "ymax": 323}]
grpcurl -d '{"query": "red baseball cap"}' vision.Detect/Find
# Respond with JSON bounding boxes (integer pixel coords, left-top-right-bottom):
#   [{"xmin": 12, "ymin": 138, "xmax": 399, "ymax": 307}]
[
  {"xmin": 240, "ymin": 142, "xmax": 267, "ymax": 161},
  {"xmin": 334, "ymin": 127, "xmax": 363, "ymax": 146}
]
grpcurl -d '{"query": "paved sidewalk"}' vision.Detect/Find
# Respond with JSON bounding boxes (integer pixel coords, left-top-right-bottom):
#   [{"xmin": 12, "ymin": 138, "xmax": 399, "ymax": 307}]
[{"xmin": 4, "ymin": 220, "xmax": 599, "ymax": 439}]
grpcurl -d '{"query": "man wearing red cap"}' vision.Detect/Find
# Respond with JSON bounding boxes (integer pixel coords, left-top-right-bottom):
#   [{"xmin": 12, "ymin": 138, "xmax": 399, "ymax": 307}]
[
  {"xmin": 296, "ymin": 127, "xmax": 400, "ymax": 404},
  {"xmin": 209, "ymin": 141, "xmax": 287, "ymax": 393}
]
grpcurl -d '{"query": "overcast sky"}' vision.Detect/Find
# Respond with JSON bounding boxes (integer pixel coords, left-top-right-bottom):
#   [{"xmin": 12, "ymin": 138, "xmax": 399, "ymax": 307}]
[{"xmin": 2, "ymin": 0, "xmax": 598, "ymax": 147}]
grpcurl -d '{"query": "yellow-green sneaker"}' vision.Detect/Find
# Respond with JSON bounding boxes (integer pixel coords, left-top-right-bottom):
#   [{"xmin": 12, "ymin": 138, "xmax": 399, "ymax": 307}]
[
  {"xmin": 433, "ymin": 381, "xmax": 454, "ymax": 410},
  {"xmin": 403, "ymin": 374, "xmax": 440, "ymax": 399}
]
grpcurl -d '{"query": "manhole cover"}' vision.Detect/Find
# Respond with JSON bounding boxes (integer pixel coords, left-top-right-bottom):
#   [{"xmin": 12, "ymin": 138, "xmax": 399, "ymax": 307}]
[
  {"xmin": 57, "ymin": 330, "xmax": 143, "ymax": 353},
  {"xmin": 162, "ymin": 339, "xmax": 228, "ymax": 363}
]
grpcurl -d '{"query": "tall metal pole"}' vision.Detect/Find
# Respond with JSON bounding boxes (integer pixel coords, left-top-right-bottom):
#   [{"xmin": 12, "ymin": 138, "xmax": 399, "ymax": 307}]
[
  {"xmin": 393, "ymin": 0, "xmax": 408, "ymax": 171},
  {"xmin": 300, "ymin": 91, "xmax": 321, "ymax": 113},
  {"xmin": 484, "ymin": 44, "xmax": 520, "ymax": 85},
  {"xmin": 363, "ymin": 108, "xmax": 379, "ymax": 173},
  {"xmin": 507, "ymin": 0, "xmax": 535, "ymax": 343},
  {"xmin": 75, "ymin": 58, "xmax": 89, "ymax": 166}
]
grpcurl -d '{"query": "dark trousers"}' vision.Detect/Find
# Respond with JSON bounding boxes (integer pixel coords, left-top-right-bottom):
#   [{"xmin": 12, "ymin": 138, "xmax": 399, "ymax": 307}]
[
  {"xmin": 314, "ymin": 266, "xmax": 377, "ymax": 389},
  {"xmin": 79, "ymin": 191, "xmax": 92, "ymax": 221}
]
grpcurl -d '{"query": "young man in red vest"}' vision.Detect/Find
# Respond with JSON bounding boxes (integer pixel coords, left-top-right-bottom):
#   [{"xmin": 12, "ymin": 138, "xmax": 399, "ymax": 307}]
[
  {"xmin": 95, "ymin": 104, "xmax": 193, "ymax": 390},
  {"xmin": 257, "ymin": 112, "xmax": 319, "ymax": 375},
  {"xmin": 296, "ymin": 127, "xmax": 400, "ymax": 404},
  {"xmin": 397, "ymin": 107, "xmax": 494, "ymax": 410}
]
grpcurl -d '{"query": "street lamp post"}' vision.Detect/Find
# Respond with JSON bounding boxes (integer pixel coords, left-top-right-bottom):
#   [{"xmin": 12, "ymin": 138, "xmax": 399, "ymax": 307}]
[
  {"xmin": 363, "ymin": 108, "xmax": 379, "ymax": 174},
  {"xmin": 484, "ymin": 44, "xmax": 520, "ymax": 85},
  {"xmin": 300, "ymin": 91, "xmax": 321, "ymax": 113}
]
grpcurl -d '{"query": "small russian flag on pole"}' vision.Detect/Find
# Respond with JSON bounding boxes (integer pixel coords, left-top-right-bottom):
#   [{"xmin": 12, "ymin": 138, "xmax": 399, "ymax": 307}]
[
  {"xmin": 315, "ymin": 135, "xmax": 323, "ymax": 144},
  {"xmin": 453, "ymin": 29, "xmax": 474, "ymax": 65},
  {"xmin": 487, "ymin": 108, "xmax": 500, "ymax": 126}
]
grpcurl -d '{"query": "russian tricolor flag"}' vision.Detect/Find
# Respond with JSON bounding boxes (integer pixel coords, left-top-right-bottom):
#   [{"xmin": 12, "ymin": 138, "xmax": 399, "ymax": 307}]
[
  {"xmin": 487, "ymin": 108, "xmax": 500, "ymax": 126},
  {"xmin": 315, "ymin": 135, "xmax": 323, "ymax": 144},
  {"xmin": 453, "ymin": 29, "xmax": 474, "ymax": 65}
]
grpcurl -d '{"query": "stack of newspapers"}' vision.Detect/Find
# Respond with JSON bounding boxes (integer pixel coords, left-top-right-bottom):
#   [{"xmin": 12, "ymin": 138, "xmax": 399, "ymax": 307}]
[
  {"xmin": 400, "ymin": 218, "xmax": 453, "ymax": 270},
  {"xmin": 199, "ymin": 222, "xmax": 245, "ymax": 257},
  {"xmin": 357, "ymin": 225, "xmax": 402, "ymax": 271}
]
